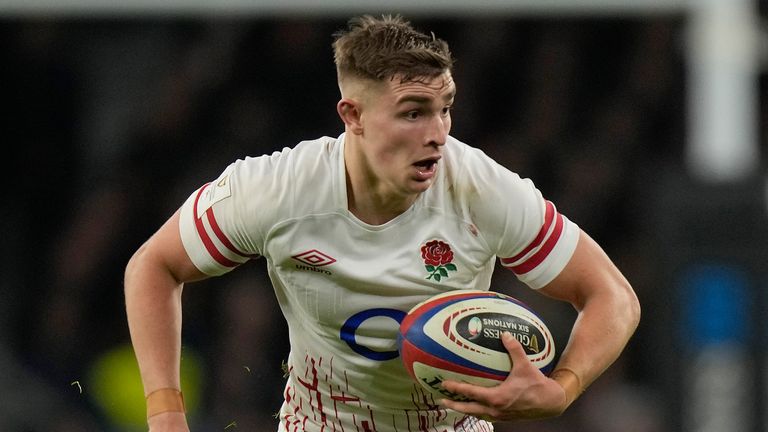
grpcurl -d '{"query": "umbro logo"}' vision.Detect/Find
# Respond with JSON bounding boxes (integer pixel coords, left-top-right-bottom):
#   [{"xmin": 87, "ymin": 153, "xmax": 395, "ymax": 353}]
[
  {"xmin": 292, "ymin": 249, "xmax": 336, "ymax": 266},
  {"xmin": 292, "ymin": 249, "xmax": 336, "ymax": 275}
]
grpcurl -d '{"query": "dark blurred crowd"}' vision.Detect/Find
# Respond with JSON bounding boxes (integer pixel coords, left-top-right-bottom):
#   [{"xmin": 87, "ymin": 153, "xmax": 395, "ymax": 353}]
[{"xmin": 2, "ymin": 15, "xmax": 686, "ymax": 431}]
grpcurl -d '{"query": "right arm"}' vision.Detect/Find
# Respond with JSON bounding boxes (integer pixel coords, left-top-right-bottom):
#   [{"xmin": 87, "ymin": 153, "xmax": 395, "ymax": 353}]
[{"xmin": 125, "ymin": 210, "xmax": 208, "ymax": 431}]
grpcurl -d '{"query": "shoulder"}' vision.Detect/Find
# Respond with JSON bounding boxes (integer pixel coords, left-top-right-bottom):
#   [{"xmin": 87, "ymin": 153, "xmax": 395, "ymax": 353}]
[
  {"xmin": 234, "ymin": 135, "xmax": 338, "ymax": 176},
  {"xmin": 227, "ymin": 134, "xmax": 342, "ymax": 212},
  {"xmin": 222, "ymin": 136, "xmax": 340, "ymax": 197},
  {"xmin": 441, "ymin": 135, "xmax": 533, "ymax": 198},
  {"xmin": 439, "ymin": 135, "xmax": 547, "ymax": 242}
]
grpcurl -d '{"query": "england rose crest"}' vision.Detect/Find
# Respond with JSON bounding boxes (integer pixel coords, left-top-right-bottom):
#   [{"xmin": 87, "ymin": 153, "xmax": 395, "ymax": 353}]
[{"xmin": 421, "ymin": 240, "xmax": 457, "ymax": 281}]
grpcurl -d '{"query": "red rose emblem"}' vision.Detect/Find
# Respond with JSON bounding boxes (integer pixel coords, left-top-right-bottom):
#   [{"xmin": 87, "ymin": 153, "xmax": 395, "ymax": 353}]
[
  {"xmin": 421, "ymin": 240, "xmax": 458, "ymax": 282},
  {"xmin": 421, "ymin": 240, "xmax": 454, "ymax": 266}
]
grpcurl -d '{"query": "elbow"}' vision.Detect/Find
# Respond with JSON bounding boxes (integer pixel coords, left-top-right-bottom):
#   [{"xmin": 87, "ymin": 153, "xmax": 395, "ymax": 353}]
[
  {"xmin": 623, "ymin": 281, "xmax": 641, "ymax": 334},
  {"xmin": 123, "ymin": 243, "xmax": 152, "ymax": 295},
  {"xmin": 124, "ymin": 243, "xmax": 148, "ymax": 294}
]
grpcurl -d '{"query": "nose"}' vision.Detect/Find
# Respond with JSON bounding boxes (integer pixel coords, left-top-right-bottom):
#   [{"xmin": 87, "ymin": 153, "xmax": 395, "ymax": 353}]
[{"xmin": 427, "ymin": 114, "xmax": 449, "ymax": 147}]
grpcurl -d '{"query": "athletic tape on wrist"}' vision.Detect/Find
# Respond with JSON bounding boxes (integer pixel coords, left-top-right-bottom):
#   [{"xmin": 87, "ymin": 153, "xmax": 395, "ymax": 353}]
[
  {"xmin": 146, "ymin": 388, "xmax": 185, "ymax": 418},
  {"xmin": 550, "ymin": 367, "xmax": 584, "ymax": 406}
]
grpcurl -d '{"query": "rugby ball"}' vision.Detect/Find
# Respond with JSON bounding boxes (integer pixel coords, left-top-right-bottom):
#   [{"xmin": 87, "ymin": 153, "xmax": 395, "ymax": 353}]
[{"xmin": 397, "ymin": 290, "xmax": 555, "ymax": 401}]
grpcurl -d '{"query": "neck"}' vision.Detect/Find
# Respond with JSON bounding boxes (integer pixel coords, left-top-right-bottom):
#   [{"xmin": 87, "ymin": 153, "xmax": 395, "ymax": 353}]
[
  {"xmin": 345, "ymin": 175, "xmax": 416, "ymax": 225},
  {"xmin": 344, "ymin": 135, "xmax": 418, "ymax": 225}
]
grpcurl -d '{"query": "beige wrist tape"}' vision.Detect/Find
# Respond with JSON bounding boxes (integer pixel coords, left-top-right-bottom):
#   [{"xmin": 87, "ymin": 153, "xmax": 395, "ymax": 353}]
[
  {"xmin": 550, "ymin": 367, "xmax": 584, "ymax": 406},
  {"xmin": 146, "ymin": 388, "xmax": 185, "ymax": 418}
]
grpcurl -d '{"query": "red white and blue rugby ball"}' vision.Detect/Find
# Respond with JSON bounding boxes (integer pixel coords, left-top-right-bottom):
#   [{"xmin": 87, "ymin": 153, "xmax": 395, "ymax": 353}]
[{"xmin": 397, "ymin": 290, "xmax": 555, "ymax": 401}]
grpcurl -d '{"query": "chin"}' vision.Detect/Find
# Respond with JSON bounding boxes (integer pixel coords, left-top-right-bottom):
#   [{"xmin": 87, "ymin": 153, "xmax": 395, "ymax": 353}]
[{"xmin": 408, "ymin": 179, "xmax": 434, "ymax": 194}]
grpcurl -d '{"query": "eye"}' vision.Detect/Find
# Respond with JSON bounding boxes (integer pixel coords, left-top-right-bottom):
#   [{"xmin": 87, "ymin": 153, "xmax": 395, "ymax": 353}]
[
  {"xmin": 441, "ymin": 105, "xmax": 452, "ymax": 116},
  {"xmin": 405, "ymin": 110, "xmax": 421, "ymax": 120}
]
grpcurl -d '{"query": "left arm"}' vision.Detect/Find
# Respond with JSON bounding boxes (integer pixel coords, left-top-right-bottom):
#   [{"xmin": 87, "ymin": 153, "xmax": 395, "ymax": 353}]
[{"xmin": 441, "ymin": 229, "xmax": 641, "ymax": 420}]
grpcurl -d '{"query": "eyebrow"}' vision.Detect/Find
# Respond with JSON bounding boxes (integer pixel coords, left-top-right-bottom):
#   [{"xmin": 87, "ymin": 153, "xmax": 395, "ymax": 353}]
[{"xmin": 396, "ymin": 91, "xmax": 456, "ymax": 106}]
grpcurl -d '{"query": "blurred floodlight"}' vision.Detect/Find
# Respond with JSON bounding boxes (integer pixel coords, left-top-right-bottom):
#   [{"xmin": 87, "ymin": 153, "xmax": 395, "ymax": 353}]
[{"xmin": 686, "ymin": 0, "xmax": 759, "ymax": 183}]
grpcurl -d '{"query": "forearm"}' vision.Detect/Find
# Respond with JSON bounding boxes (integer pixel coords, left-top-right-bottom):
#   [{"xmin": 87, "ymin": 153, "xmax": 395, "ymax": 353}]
[
  {"xmin": 125, "ymin": 246, "xmax": 185, "ymax": 396},
  {"xmin": 123, "ymin": 212, "xmax": 202, "ymax": 430},
  {"xmin": 551, "ymin": 282, "xmax": 640, "ymax": 406}
]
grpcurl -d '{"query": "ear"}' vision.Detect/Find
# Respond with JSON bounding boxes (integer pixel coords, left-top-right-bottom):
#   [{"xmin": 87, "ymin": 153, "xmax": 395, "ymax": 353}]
[{"xmin": 337, "ymin": 98, "xmax": 364, "ymax": 135}]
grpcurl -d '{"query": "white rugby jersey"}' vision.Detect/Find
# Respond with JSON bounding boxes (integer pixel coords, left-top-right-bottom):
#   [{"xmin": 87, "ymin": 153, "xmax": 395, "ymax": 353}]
[{"xmin": 178, "ymin": 133, "xmax": 579, "ymax": 431}]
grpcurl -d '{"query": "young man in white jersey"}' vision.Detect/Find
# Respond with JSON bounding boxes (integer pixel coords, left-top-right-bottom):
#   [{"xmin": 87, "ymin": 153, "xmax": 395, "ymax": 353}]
[{"xmin": 125, "ymin": 15, "xmax": 640, "ymax": 432}]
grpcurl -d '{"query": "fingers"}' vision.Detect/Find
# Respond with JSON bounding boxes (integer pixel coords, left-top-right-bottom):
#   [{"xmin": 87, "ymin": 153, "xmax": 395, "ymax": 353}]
[
  {"xmin": 441, "ymin": 332, "xmax": 529, "ymax": 403},
  {"xmin": 438, "ymin": 332, "xmax": 544, "ymax": 421},
  {"xmin": 438, "ymin": 333, "xmax": 564, "ymax": 422},
  {"xmin": 440, "ymin": 397, "xmax": 496, "ymax": 420},
  {"xmin": 441, "ymin": 378, "xmax": 495, "ymax": 403}
]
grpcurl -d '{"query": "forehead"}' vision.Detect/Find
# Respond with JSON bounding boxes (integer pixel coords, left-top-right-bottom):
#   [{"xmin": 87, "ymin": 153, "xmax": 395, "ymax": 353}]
[{"xmin": 384, "ymin": 71, "xmax": 456, "ymax": 102}]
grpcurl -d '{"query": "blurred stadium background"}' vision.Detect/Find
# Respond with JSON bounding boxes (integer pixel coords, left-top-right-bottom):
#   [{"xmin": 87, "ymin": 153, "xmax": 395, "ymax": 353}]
[{"xmin": 1, "ymin": 0, "xmax": 767, "ymax": 430}]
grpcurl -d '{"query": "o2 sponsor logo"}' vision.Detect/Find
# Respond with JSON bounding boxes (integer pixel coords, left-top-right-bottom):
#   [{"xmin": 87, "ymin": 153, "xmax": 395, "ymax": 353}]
[{"xmin": 339, "ymin": 308, "xmax": 406, "ymax": 361}]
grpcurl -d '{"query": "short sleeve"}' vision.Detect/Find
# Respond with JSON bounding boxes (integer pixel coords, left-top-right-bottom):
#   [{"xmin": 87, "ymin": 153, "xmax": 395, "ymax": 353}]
[
  {"xmin": 178, "ymin": 162, "xmax": 262, "ymax": 276},
  {"xmin": 497, "ymin": 199, "xmax": 579, "ymax": 288},
  {"xmin": 463, "ymin": 147, "xmax": 579, "ymax": 289}
]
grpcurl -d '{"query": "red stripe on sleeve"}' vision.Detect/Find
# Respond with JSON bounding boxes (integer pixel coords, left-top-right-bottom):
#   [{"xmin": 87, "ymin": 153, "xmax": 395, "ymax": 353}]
[
  {"xmin": 205, "ymin": 208, "xmax": 258, "ymax": 259},
  {"xmin": 508, "ymin": 212, "xmax": 564, "ymax": 275},
  {"xmin": 192, "ymin": 184, "xmax": 239, "ymax": 268},
  {"xmin": 501, "ymin": 201, "xmax": 555, "ymax": 265}
]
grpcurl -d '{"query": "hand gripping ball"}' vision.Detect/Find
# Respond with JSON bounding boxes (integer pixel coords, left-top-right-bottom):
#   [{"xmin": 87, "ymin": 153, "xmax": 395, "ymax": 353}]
[{"xmin": 397, "ymin": 290, "xmax": 555, "ymax": 401}]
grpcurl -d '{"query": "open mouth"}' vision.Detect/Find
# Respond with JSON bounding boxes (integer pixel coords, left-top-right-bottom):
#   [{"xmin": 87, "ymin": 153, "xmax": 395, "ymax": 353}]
[
  {"xmin": 412, "ymin": 156, "xmax": 440, "ymax": 182},
  {"xmin": 413, "ymin": 157, "xmax": 439, "ymax": 172}
]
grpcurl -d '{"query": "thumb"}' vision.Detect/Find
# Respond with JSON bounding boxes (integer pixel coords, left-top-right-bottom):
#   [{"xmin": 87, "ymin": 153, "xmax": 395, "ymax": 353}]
[{"xmin": 501, "ymin": 331, "xmax": 529, "ymax": 367}]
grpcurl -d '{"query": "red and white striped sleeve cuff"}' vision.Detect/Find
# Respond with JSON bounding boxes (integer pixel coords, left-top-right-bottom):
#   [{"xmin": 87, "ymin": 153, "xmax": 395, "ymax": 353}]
[
  {"xmin": 499, "ymin": 200, "xmax": 579, "ymax": 289},
  {"xmin": 179, "ymin": 183, "xmax": 258, "ymax": 276}
]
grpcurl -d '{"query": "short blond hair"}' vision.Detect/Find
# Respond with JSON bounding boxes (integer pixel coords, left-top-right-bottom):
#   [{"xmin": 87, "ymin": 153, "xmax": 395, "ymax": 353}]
[{"xmin": 332, "ymin": 15, "xmax": 454, "ymax": 83}]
